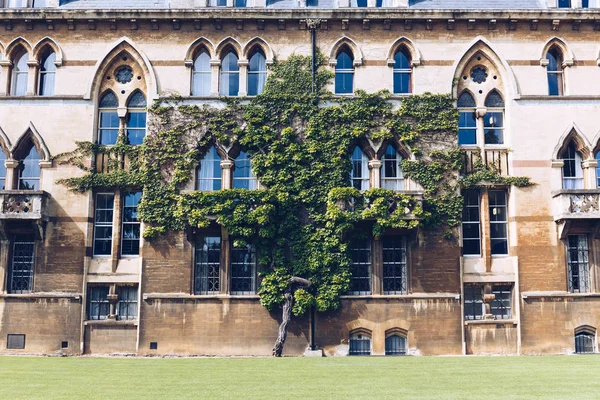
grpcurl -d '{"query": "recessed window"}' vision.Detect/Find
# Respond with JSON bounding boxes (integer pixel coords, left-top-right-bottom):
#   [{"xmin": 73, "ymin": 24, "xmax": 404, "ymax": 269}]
[
  {"xmin": 248, "ymin": 49, "xmax": 267, "ymax": 96},
  {"xmin": 38, "ymin": 50, "xmax": 56, "ymax": 96},
  {"xmin": 489, "ymin": 190, "xmax": 508, "ymax": 256},
  {"xmin": 483, "ymin": 90, "xmax": 505, "ymax": 145},
  {"xmin": 195, "ymin": 235, "xmax": 221, "ymax": 295},
  {"xmin": 350, "ymin": 146, "xmax": 369, "ymax": 191},
  {"xmin": 561, "ymin": 143, "xmax": 583, "ymax": 189},
  {"xmin": 192, "ymin": 50, "xmax": 211, "ymax": 97},
  {"xmin": 382, "ymin": 236, "xmax": 407, "ymax": 295},
  {"xmin": 567, "ymin": 235, "xmax": 590, "ymax": 293},
  {"xmin": 117, "ymin": 286, "xmax": 138, "ymax": 320},
  {"xmin": 233, "ymin": 151, "xmax": 257, "ymax": 190},
  {"xmin": 385, "ymin": 334, "xmax": 407, "ymax": 356},
  {"xmin": 121, "ymin": 192, "xmax": 142, "ymax": 256},
  {"xmin": 149, "ymin": 341, "xmax": 158, "ymax": 350},
  {"xmin": 197, "ymin": 147, "xmax": 222, "ymax": 191},
  {"xmin": 98, "ymin": 91, "xmax": 120, "ymax": 146},
  {"xmin": 558, "ymin": 0, "xmax": 571, "ymax": 7},
  {"xmin": 335, "ymin": 47, "xmax": 354, "ymax": 95},
  {"xmin": 61, "ymin": 341, "xmax": 69, "ymax": 349},
  {"xmin": 575, "ymin": 327, "xmax": 595, "ymax": 354},
  {"xmin": 6, "ymin": 334, "xmax": 26, "ymax": 350},
  {"xmin": 457, "ymin": 92, "xmax": 477, "ymax": 146},
  {"xmin": 547, "ymin": 47, "xmax": 564, "ymax": 96},
  {"xmin": 462, "ymin": 190, "xmax": 481, "ymax": 256},
  {"xmin": 0, "ymin": 151, "xmax": 7, "ymax": 190},
  {"xmin": 8, "ymin": 233, "xmax": 35, "ymax": 294},
  {"xmin": 93, "ymin": 193, "xmax": 115, "ymax": 256},
  {"xmin": 230, "ymin": 242, "xmax": 256, "ymax": 295},
  {"xmin": 10, "ymin": 49, "xmax": 29, "ymax": 96},
  {"xmin": 126, "ymin": 91, "xmax": 147, "ymax": 146},
  {"xmin": 87, "ymin": 286, "xmax": 110, "ymax": 320},
  {"xmin": 349, "ymin": 333, "xmax": 371, "ymax": 355},
  {"xmin": 393, "ymin": 47, "xmax": 412, "ymax": 94},
  {"xmin": 595, "ymin": 151, "xmax": 600, "ymax": 188},
  {"xmin": 349, "ymin": 236, "xmax": 371, "ymax": 295},
  {"xmin": 18, "ymin": 145, "xmax": 41, "ymax": 190},
  {"xmin": 220, "ymin": 50, "xmax": 240, "ymax": 97},
  {"xmin": 464, "ymin": 284, "xmax": 484, "ymax": 320},
  {"xmin": 380, "ymin": 145, "xmax": 404, "ymax": 190},
  {"xmin": 491, "ymin": 285, "xmax": 512, "ymax": 320}
]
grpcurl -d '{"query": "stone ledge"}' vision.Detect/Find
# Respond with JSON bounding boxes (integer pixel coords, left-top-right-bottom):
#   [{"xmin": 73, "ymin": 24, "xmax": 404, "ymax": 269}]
[
  {"xmin": 521, "ymin": 291, "xmax": 600, "ymax": 299},
  {"xmin": 0, "ymin": 292, "xmax": 81, "ymax": 299},
  {"xmin": 143, "ymin": 293, "xmax": 260, "ymax": 300},
  {"xmin": 340, "ymin": 293, "xmax": 460, "ymax": 300},
  {"xmin": 84, "ymin": 320, "xmax": 138, "ymax": 326},
  {"xmin": 464, "ymin": 319, "xmax": 516, "ymax": 326}
]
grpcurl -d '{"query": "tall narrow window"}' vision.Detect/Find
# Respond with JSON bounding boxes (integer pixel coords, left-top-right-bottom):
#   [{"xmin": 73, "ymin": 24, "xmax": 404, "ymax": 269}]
[
  {"xmin": 350, "ymin": 146, "xmax": 369, "ymax": 191},
  {"xmin": 192, "ymin": 50, "xmax": 211, "ymax": 96},
  {"xmin": 220, "ymin": 50, "xmax": 239, "ymax": 97},
  {"xmin": 349, "ymin": 237, "xmax": 371, "ymax": 295},
  {"xmin": 380, "ymin": 145, "xmax": 404, "ymax": 190},
  {"xmin": 233, "ymin": 151, "xmax": 257, "ymax": 190},
  {"xmin": 9, "ymin": 233, "xmax": 35, "ymax": 294},
  {"xmin": 596, "ymin": 151, "xmax": 600, "ymax": 188},
  {"xmin": 462, "ymin": 190, "xmax": 481, "ymax": 256},
  {"xmin": 93, "ymin": 193, "xmax": 115, "ymax": 256},
  {"xmin": 11, "ymin": 49, "xmax": 29, "ymax": 96},
  {"xmin": 98, "ymin": 91, "xmax": 119, "ymax": 146},
  {"xmin": 561, "ymin": 144, "xmax": 583, "ymax": 189},
  {"xmin": 247, "ymin": 49, "xmax": 267, "ymax": 96},
  {"xmin": 349, "ymin": 333, "xmax": 371, "ymax": 355},
  {"xmin": 18, "ymin": 145, "xmax": 41, "ymax": 190},
  {"xmin": 335, "ymin": 47, "xmax": 354, "ymax": 95},
  {"xmin": 351, "ymin": 0, "xmax": 367, "ymax": 6},
  {"xmin": 195, "ymin": 235, "xmax": 221, "ymax": 295},
  {"xmin": 464, "ymin": 285, "xmax": 484, "ymax": 320},
  {"xmin": 197, "ymin": 147, "xmax": 222, "ymax": 191},
  {"xmin": 87, "ymin": 286, "xmax": 110, "ymax": 320},
  {"xmin": 575, "ymin": 328, "xmax": 595, "ymax": 354},
  {"xmin": 230, "ymin": 242, "xmax": 256, "ymax": 295},
  {"xmin": 385, "ymin": 335, "xmax": 407, "ymax": 356},
  {"xmin": 117, "ymin": 286, "xmax": 138, "ymax": 320},
  {"xmin": 38, "ymin": 50, "xmax": 56, "ymax": 96},
  {"xmin": 382, "ymin": 236, "xmax": 407, "ymax": 295},
  {"xmin": 489, "ymin": 190, "xmax": 508, "ymax": 256},
  {"xmin": 558, "ymin": 0, "xmax": 571, "ymax": 7},
  {"xmin": 483, "ymin": 90, "xmax": 505, "ymax": 145},
  {"xmin": 0, "ymin": 151, "xmax": 6, "ymax": 190},
  {"xmin": 567, "ymin": 235, "xmax": 590, "ymax": 293},
  {"xmin": 491, "ymin": 285, "xmax": 512, "ymax": 320},
  {"xmin": 547, "ymin": 48, "xmax": 564, "ymax": 96},
  {"xmin": 121, "ymin": 191, "xmax": 142, "ymax": 256},
  {"xmin": 393, "ymin": 47, "xmax": 412, "ymax": 94},
  {"xmin": 126, "ymin": 91, "xmax": 146, "ymax": 145},
  {"xmin": 457, "ymin": 91, "xmax": 477, "ymax": 145}
]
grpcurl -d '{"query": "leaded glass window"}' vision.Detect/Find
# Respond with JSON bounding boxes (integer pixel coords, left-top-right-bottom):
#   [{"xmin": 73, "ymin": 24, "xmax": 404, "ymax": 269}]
[
  {"xmin": 385, "ymin": 335, "xmax": 407, "ymax": 355},
  {"xmin": 561, "ymin": 144, "xmax": 583, "ymax": 189},
  {"xmin": 93, "ymin": 193, "xmax": 114, "ymax": 256},
  {"xmin": 192, "ymin": 50, "xmax": 211, "ymax": 96},
  {"xmin": 121, "ymin": 191, "xmax": 142, "ymax": 256},
  {"xmin": 335, "ymin": 48, "xmax": 354, "ymax": 95},
  {"xmin": 248, "ymin": 49, "xmax": 267, "ymax": 96},
  {"xmin": 393, "ymin": 48, "xmax": 411, "ymax": 94},
  {"xmin": 464, "ymin": 285, "xmax": 483, "ymax": 320},
  {"xmin": 230, "ymin": 242, "xmax": 256, "ymax": 295},
  {"xmin": 547, "ymin": 48, "xmax": 564, "ymax": 96},
  {"xmin": 87, "ymin": 286, "xmax": 110, "ymax": 320},
  {"xmin": 349, "ymin": 333, "xmax": 371, "ymax": 355},
  {"xmin": 9, "ymin": 233, "xmax": 35, "ymax": 294},
  {"xmin": 233, "ymin": 151, "xmax": 257, "ymax": 190},
  {"xmin": 98, "ymin": 91, "xmax": 119, "ymax": 146},
  {"xmin": 10, "ymin": 49, "xmax": 28, "ymax": 96},
  {"xmin": 462, "ymin": 190, "xmax": 481, "ymax": 256},
  {"xmin": 567, "ymin": 235, "xmax": 590, "ymax": 293},
  {"xmin": 117, "ymin": 286, "xmax": 138, "ymax": 320},
  {"xmin": 483, "ymin": 90, "xmax": 504, "ymax": 145},
  {"xmin": 126, "ymin": 91, "xmax": 146, "ymax": 145},
  {"xmin": 575, "ymin": 331, "xmax": 595, "ymax": 354},
  {"xmin": 220, "ymin": 51, "xmax": 239, "ymax": 97},
  {"xmin": 195, "ymin": 235, "xmax": 221, "ymax": 295},
  {"xmin": 381, "ymin": 145, "xmax": 404, "ymax": 190},
  {"xmin": 18, "ymin": 145, "xmax": 41, "ymax": 190},
  {"xmin": 38, "ymin": 50, "xmax": 56, "ymax": 96},
  {"xmin": 349, "ymin": 237, "xmax": 371, "ymax": 295},
  {"xmin": 350, "ymin": 146, "xmax": 369, "ymax": 191},
  {"xmin": 197, "ymin": 147, "xmax": 222, "ymax": 191},
  {"xmin": 491, "ymin": 285, "xmax": 512, "ymax": 320},
  {"xmin": 458, "ymin": 92, "xmax": 476, "ymax": 146},
  {"xmin": 382, "ymin": 236, "xmax": 407, "ymax": 295},
  {"xmin": 489, "ymin": 190, "xmax": 508, "ymax": 255}
]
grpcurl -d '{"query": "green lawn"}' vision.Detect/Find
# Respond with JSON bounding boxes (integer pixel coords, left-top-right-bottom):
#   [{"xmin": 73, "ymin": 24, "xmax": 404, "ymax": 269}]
[{"xmin": 0, "ymin": 355, "xmax": 599, "ymax": 399}]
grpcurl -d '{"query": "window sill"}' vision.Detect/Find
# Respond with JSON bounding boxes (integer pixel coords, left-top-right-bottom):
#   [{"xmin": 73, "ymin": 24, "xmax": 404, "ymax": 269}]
[
  {"xmin": 84, "ymin": 319, "xmax": 138, "ymax": 326},
  {"xmin": 551, "ymin": 188, "xmax": 600, "ymax": 198},
  {"xmin": 340, "ymin": 293, "xmax": 460, "ymax": 300},
  {"xmin": 0, "ymin": 292, "xmax": 81, "ymax": 299},
  {"xmin": 521, "ymin": 291, "xmax": 600, "ymax": 299},
  {"xmin": 464, "ymin": 319, "xmax": 516, "ymax": 326},
  {"xmin": 143, "ymin": 293, "xmax": 260, "ymax": 300}
]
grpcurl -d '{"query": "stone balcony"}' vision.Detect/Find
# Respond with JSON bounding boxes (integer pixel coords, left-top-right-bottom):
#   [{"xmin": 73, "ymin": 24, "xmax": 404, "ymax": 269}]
[
  {"xmin": 552, "ymin": 189, "xmax": 600, "ymax": 222},
  {"xmin": 0, "ymin": 190, "xmax": 49, "ymax": 221},
  {"xmin": 461, "ymin": 148, "xmax": 510, "ymax": 177},
  {"xmin": 335, "ymin": 190, "xmax": 424, "ymax": 220}
]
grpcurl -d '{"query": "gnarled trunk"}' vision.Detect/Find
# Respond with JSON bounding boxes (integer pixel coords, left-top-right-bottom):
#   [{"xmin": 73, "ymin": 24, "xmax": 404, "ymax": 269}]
[{"xmin": 272, "ymin": 276, "xmax": 311, "ymax": 357}]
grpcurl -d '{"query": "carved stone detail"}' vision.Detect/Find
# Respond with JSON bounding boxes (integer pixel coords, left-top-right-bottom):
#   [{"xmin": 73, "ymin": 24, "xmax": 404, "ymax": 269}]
[{"xmin": 569, "ymin": 195, "xmax": 599, "ymax": 214}]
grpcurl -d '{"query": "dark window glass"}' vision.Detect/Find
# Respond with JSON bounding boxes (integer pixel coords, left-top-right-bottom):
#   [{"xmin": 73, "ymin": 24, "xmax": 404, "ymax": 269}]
[
  {"xmin": 93, "ymin": 193, "xmax": 114, "ymax": 256},
  {"xmin": 354, "ymin": 0, "xmax": 367, "ymax": 6},
  {"xmin": 233, "ymin": 151, "xmax": 257, "ymax": 190},
  {"xmin": 248, "ymin": 49, "xmax": 267, "ymax": 96},
  {"xmin": 547, "ymin": 48, "xmax": 564, "ymax": 96},
  {"xmin": 195, "ymin": 235, "xmax": 221, "ymax": 294},
  {"xmin": 231, "ymin": 242, "xmax": 256, "ymax": 295},
  {"xmin": 458, "ymin": 112, "xmax": 477, "ymax": 145},
  {"xmin": 462, "ymin": 190, "xmax": 481, "ymax": 256},
  {"xmin": 558, "ymin": 0, "xmax": 571, "ymax": 7},
  {"xmin": 335, "ymin": 49, "xmax": 354, "ymax": 95},
  {"xmin": 117, "ymin": 286, "xmax": 138, "ymax": 320},
  {"xmin": 385, "ymin": 335, "xmax": 407, "ymax": 355},
  {"xmin": 393, "ymin": 48, "xmax": 411, "ymax": 94},
  {"xmin": 575, "ymin": 332, "xmax": 595, "ymax": 354},
  {"xmin": 464, "ymin": 285, "xmax": 483, "ymax": 320},
  {"xmin": 583, "ymin": 0, "xmax": 589, "ymax": 7},
  {"xmin": 491, "ymin": 285, "xmax": 512, "ymax": 319},
  {"xmin": 489, "ymin": 190, "xmax": 508, "ymax": 255},
  {"xmin": 99, "ymin": 91, "xmax": 118, "ymax": 108},
  {"xmin": 220, "ymin": 51, "xmax": 239, "ymax": 97},
  {"xmin": 126, "ymin": 91, "xmax": 146, "ymax": 145},
  {"xmin": 567, "ymin": 235, "xmax": 590, "ymax": 293},
  {"xmin": 38, "ymin": 51, "xmax": 56, "ymax": 96},
  {"xmin": 9, "ymin": 233, "xmax": 35, "ymax": 294},
  {"xmin": 235, "ymin": 0, "xmax": 247, "ymax": 5},
  {"xmin": 306, "ymin": 0, "xmax": 318, "ymax": 5},
  {"xmin": 457, "ymin": 91, "xmax": 476, "ymax": 108},
  {"xmin": 349, "ymin": 237, "xmax": 371, "ymax": 295},
  {"xmin": 382, "ymin": 236, "xmax": 407, "ymax": 295},
  {"xmin": 197, "ymin": 147, "xmax": 222, "ymax": 191},
  {"xmin": 349, "ymin": 334, "xmax": 371, "ymax": 355},
  {"xmin": 483, "ymin": 112, "xmax": 504, "ymax": 145},
  {"xmin": 121, "ymin": 192, "xmax": 142, "ymax": 256},
  {"xmin": 18, "ymin": 146, "xmax": 41, "ymax": 190},
  {"xmin": 87, "ymin": 286, "xmax": 110, "ymax": 320},
  {"xmin": 484, "ymin": 90, "xmax": 505, "ymax": 108}
]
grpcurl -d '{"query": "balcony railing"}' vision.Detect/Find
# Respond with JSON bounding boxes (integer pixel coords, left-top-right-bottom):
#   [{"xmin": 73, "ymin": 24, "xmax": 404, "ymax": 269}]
[
  {"xmin": 552, "ymin": 189, "xmax": 600, "ymax": 221},
  {"xmin": 461, "ymin": 148, "xmax": 510, "ymax": 176},
  {"xmin": 95, "ymin": 152, "xmax": 131, "ymax": 174},
  {"xmin": 335, "ymin": 190, "xmax": 424, "ymax": 220},
  {"xmin": 0, "ymin": 191, "xmax": 49, "ymax": 220}
]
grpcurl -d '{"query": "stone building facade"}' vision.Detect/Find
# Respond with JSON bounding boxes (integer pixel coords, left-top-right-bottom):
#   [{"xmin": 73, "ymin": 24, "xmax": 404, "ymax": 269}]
[{"xmin": 0, "ymin": 0, "xmax": 599, "ymax": 356}]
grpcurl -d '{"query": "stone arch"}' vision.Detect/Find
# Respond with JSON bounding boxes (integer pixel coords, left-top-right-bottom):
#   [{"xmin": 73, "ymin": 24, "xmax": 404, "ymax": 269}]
[
  {"xmin": 553, "ymin": 124, "xmax": 592, "ymax": 161},
  {"xmin": 575, "ymin": 325, "xmax": 597, "ymax": 335},
  {"xmin": 349, "ymin": 327, "xmax": 372, "ymax": 338},
  {"xmin": 386, "ymin": 37, "xmax": 421, "ymax": 67},
  {"xmin": 351, "ymin": 138, "xmax": 376, "ymax": 160},
  {"xmin": 451, "ymin": 36, "xmax": 520, "ymax": 100},
  {"xmin": 5, "ymin": 37, "xmax": 33, "ymax": 60},
  {"xmin": 215, "ymin": 37, "xmax": 243, "ymax": 60},
  {"xmin": 125, "ymin": 89, "xmax": 147, "ymax": 108},
  {"xmin": 85, "ymin": 37, "xmax": 157, "ymax": 101},
  {"xmin": 540, "ymin": 37, "xmax": 574, "ymax": 67},
  {"xmin": 243, "ymin": 37, "xmax": 274, "ymax": 65},
  {"xmin": 376, "ymin": 139, "xmax": 412, "ymax": 161},
  {"xmin": 329, "ymin": 37, "xmax": 363, "ymax": 66},
  {"xmin": 11, "ymin": 122, "xmax": 51, "ymax": 162},
  {"xmin": 590, "ymin": 130, "xmax": 600, "ymax": 155},
  {"xmin": 184, "ymin": 37, "xmax": 216, "ymax": 66},
  {"xmin": 385, "ymin": 327, "xmax": 408, "ymax": 338},
  {"xmin": 0, "ymin": 126, "xmax": 12, "ymax": 158},
  {"xmin": 32, "ymin": 37, "xmax": 64, "ymax": 67}
]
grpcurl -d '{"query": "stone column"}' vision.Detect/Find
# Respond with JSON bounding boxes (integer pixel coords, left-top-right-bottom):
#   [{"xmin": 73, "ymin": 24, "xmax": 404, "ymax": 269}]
[
  {"xmin": 220, "ymin": 226, "xmax": 230, "ymax": 294},
  {"xmin": 475, "ymin": 107, "xmax": 487, "ymax": 157},
  {"xmin": 582, "ymin": 159, "xmax": 598, "ymax": 189},
  {"xmin": 210, "ymin": 60, "xmax": 220, "ymax": 96},
  {"xmin": 111, "ymin": 189, "xmax": 122, "ymax": 273},
  {"xmin": 26, "ymin": 60, "xmax": 39, "ymax": 96},
  {"xmin": 369, "ymin": 160, "xmax": 382, "ymax": 189},
  {"xmin": 372, "ymin": 236, "xmax": 382, "ymax": 295},
  {"xmin": 0, "ymin": 60, "xmax": 11, "ymax": 96},
  {"xmin": 238, "ymin": 60, "xmax": 248, "ymax": 97},
  {"xmin": 480, "ymin": 189, "xmax": 492, "ymax": 273},
  {"xmin": 221, "ymin": 160, "xmax": 234, "ymax": 189},
  {"xmin": 5, "ymin": 159, "xmax": 19, "ymax": 190},
  {"xmin": 551, "ymin": 159, "xmax": 565, "ymax": 190}
]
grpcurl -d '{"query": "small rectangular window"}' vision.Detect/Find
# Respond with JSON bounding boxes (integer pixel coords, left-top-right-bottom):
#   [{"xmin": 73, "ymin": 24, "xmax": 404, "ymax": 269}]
[
  {"xmin": 93, "ymin": 193, "xmax": 114, "ymax": 256},
  {"xmin": 491, "ymin": 285, "xmax": 512, "ymax": 320},
  {"xmin": 462, "ymin": 190, "xmax": 481, "ymax": 256},
  {"xmin": 458, "ymin": 111, "xmax": 477, "ymax": 145},
  {"xmin": 489, "ymin": 190, "xmax": 508, "ymax": 256},
  {"xmin": 464, "ymin": 285, "xmax": 483, "ymax": 320},
  {"xmin": 6, "ymin": 334, "xmax": 25, "ymax": 349},
  {"xmin": 87, "ymin": 286, "xmax": 110, "ymax": 320},
  {"xmin": 382, "ymin": 236, "xmax": 407, "ymax": 295},
  {"xmin": 126, "ymin": 112, "xmax": 146, "ymax": 146},
  {"xmin": 121, "ymin": 192, "xmax": 142, "ymax": 256},
  {"xmin": 9, "ymin": 233, "xmax": 35, "ymax": 294},
  {"xmin": 230, "ymin": 242, "xmax": 256, "ymax": 295},
  {"xmin": 117, "ymin": 286, "xmax": 138, "ymax": 320},
  {"xmin": 349, "ymin": 238, "xmax": 371, "ymax": 295},
  {"xmin": 567, "ymin": 235, "xmax": 590, "ymax": 293},
  {"xmin": 195, "ymin": 235, "xmax": 221, "ymax": 295}
]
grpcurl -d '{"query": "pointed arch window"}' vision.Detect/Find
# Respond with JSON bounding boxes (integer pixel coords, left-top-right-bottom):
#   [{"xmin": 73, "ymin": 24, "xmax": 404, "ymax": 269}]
[
  {"xmin": 561, "ymin": 143, "xmax": 583, "ymax": 189},
  {"xmin": 197, "ymin": 146, "xmax": 222, "ymax": 191},
  {"xmin": 18, "ymin": 145, "xmax": 41, "ymax": 190},
  {"xmin": 126, "ymin": 91, "xmax": 146, "ymax": 145},
  {"xmin": 98, "ymin": 91, "xmax": 119, "ymax": 146},
  {"xmin": 381, "ymin": 145, "xmax": 404, "ymax": 190},
  {"xmin": 547, "ymin": 47, "xmax": 564, "ymax": 96},
  {"xmin": 393, "ymin": 47, "xmax": 412, "ymax": 94},
  {"xmin": 458, "ymin": 91, "xmax": 477, "ymax": 146},
  {"xmin": 575, "ymin": 327, "xmax": 596, "ymax": 354},
  {"xmin": 38, "ymin": 50, "xmax": 56, "ymax": 96},
  {"xmin": 0, "ymin": 151, "xmax": 6, "ymax": 190},
  {"xmin": 483, "ymin": 90, "xmax": 505, "ymax": 145},
  {"xmin": 11, "ymin": 49, "xmax": 29, "ymax": 96},
  {"xmin": 220, "ymin": 50, "xmax": 239, "ymax": 97},
  {"xmin": 335, "ymin": 47, "xmax": 354, "ymax": 95},
  {"xmin": 350, "ymin": 146, "xmax": 369, "ymax": 191},
  {"xmin": 233, "ymin": 151, "xmax": 257, "ymax": 190},
  {"xmin": 385, "ymin": 334, "xmax": 407, "ymax": 356},
  {"xmin": 192, "ymin": 49, "xmax": 211, "ymax": 97},
  {"xmin": 247, "ymin": 49, "xmax": 267, "ymax": 96}
]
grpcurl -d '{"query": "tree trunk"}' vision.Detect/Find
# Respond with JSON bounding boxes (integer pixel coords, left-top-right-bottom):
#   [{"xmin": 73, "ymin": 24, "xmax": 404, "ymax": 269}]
[{"xmin": 272, "ymin": 276, "xmax": 311, "ymax": 357}]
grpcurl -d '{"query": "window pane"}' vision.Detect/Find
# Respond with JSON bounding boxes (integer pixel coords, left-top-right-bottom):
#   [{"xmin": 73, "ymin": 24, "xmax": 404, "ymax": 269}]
[
  {"xmin": 197, "ymin": 147, "xmax": 222, "ymax": 191},
  {"xmin": 491, "ymin": 285, "xmax": 512, "ymax": 320},
  {"xmin": 393, "ymin": 72, "xmax": 411, "ymax": 94},
  {"xmin": 382, "ymin": 236, "xmax": 407, "ymax": 295},
  {"xmin": 122, "ymin": 192, "xmax": 142, "ymax": 256},
  {"xmin": 126, "ymin": 112, "xmax": 146, "ymax": 145},
  {"xmin": 567, "ymin": 235, "xmax": 590, "ymax": 293},
  {"xmin": 230, "ymin": 242, "xmax": 256, "ymax": 295},
  {"xmin": 94, "ymin": 194, "xmax": 114, "ymax": 256},
  {"xmin": 385, "ymin": 335, "xmax": 407, "ymax": 356},
  {"xmin": 464, "ymin": 285, "xmax": 483, "ymax": 320},
  {"xmin": 9, "ymin": 234, "xmax": 35, "ymax": 294},
  {"xmin": 349, "ymin": 334, "xmax": 371, "ymax": 355},
  {"xmin": 349, "ymin": 238, "xmax": 371, "ymax": 295},
  {"xmin": 458, "ymin": 112, "xmax": 477, "ymax": 145},
  {"xmin": 483, "ymin": 112, "xmax": 504, "ymax": 145},
  {"xmin": 195, "ymin": 235, "xmax": 221, "ymax": 294}
]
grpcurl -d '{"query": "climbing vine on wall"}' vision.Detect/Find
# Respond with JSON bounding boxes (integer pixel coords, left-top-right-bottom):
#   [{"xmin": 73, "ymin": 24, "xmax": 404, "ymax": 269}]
[{"xmin": 55, "ymin": 53, "xmax": 533, "ymax": 326}]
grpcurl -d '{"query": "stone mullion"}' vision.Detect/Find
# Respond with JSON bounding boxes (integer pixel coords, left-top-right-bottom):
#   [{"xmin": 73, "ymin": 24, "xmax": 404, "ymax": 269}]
[
  {"xmin": 0, "ymin": 240, "xmax": 9, "ymax": 293},
  {"xmin": 582, "ymin": 159, "xmax": 598, "ymax": 189},
  {"xmin": 26, "ymin": 60, "xmax": 39, "ymax": 96},
  {"xmin": 238, "ymin": 60, "xmax": 248, "ymax": 97},
  {"xmin": 111, "ymin": 189, "xmax": 123, "ymax": 273},
  {"xmin": 372, "ymin": 236, "xmax": 383, "ymax": 295},
  {"xmin": 481, "ymin": 189, "xmax": 492, "ymax": 273},
  {"xmin": 210, "ymin": 60, "xmax": 220, "ymax": 96},
  {"xmin": 369, "ymin": 160, "xmax": 382, "ymax": 189},
  {"xmin": 220, "ymin": 226, "xmax": 230, "ymax": 295},
  {"xmin": 0, "ymin": 60, "xmax": 11, "ymax": 96},
  {"xmin": 5, "ymin": 159, "xmax": 19, "ymax": 190}
]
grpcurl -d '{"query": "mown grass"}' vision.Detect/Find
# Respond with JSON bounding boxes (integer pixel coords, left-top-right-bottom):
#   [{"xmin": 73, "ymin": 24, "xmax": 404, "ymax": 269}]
[{"xmin": 0, "ymin": 355, "xmax": 599, "ymax": 399}]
